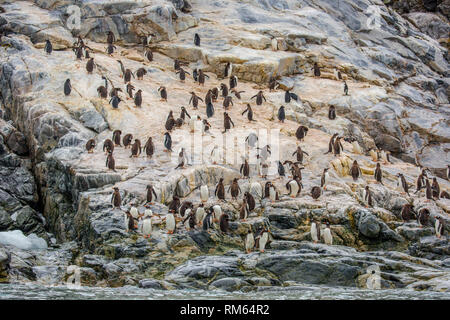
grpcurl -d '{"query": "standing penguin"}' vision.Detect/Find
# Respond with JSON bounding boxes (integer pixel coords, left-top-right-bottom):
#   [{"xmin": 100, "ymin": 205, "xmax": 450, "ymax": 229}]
[
  {"xmin": 224, "ymin": 62, "xmax": 232, "ymax": 78},
  {"xmin": 311, "ymin": 186, "xmax": 322, "ymax": 201},
  {"xmin": 229, "ymin": 75, "xmax": 238, "ymax": 89},
  {"xmin": 219, "ymin": 214, "xmax": 230, "ymax": 233},
  {"xmin": 106, "ymin": 31, "xmax": 116, "ymax": 44},
  {"xmin": 200, "ymin": 185, "xmax": 209, "ymax": 203},
  {"xmin": 44, "ymin": 40, "xmax": 53, "ymax": 55},
  {"xmin": 284, "ymin": 88, "xmax": 298, "ymax": 103},
  {"xmin": 286, "ymin": 176, "xmax": 302, "ymax": 197},
  {"xmin": 189, "ymin": 92, "xmax": 203, "ymax": 109},
  {"xmin": 220, "ymin": 83, "xmax": 229, "ymax": 97},
  {"xmin": 143, "ymin": 137, "xmax": 154, "ymax": 158},
  {"xmin": 350, "ymin": 160, "xmax": 362, "ymax": 181},
  {"xmin": 111, "ymin": 187, "xmax": 121, "ymax": 209},
  {"xmin": 344, "ymin": 81, "xmax": 349, "ymax": 95},
  {"xmin": 212, "ymin": 205, "xmax": 223, "ymax": 223},
  {"xmin": 277, "ymin": 161, "xmax": 286, "ymax": 178},
  {"xmin": 310, "ymin": 220, "xmax": 321, "ymax": 243},
  {"xmin": 323, "ymin": 222, "xmax": 333, "ymax": 245},
  {"xmin": 244, "ymin": 191, "xmax": 256, "ymax": 211},
  {"xmin": 122, "ymin": 134, "xmax": 133, "ymax": 149},
  {"xmin": 328, "ymin": 105, "xmax": 336, "ymax": 120},
  {"xmin": 142, "ymin": 209, "xmax": 153, "ymax": 238},
  {"xmin": 179, "ymin": 201, "xmax": 194, "ymax": 218},
  {"xmin": 215, "ymin": 178, "xmax": 225, "ymax": 201},
  {"xmin": 103, "ymin": 139, "xmax": 114, "ymax": 154},
  {"xmin": 223, "ymin": 96, "xmax": 234, "ymax": 110},
  {"xmin": 245, "ymin": 230, "xmax": 255, "ymax": 253},
  {"xmin": 425, "ymin": 179, "xmax": 433, "ymax": 202},
  {"xmin": 223, "ymin": 112, "xmax": 235, "ymax": 133},
  {"xmin": 417, "ymin": 208, "xmax": 430, "ymax": 227},
  {"xmin": 64, "ymin": 79, "xmax": 71, "ymax": 96},
  {"xmin": 251, "ymin": 91, "xmax": 267, "ymax": 106},
  {"xmin": 295, "ymin": 126, "xmax": 309, "ymax": 142},
  {"xmin": 277, "ymin": 106, "xmax": 286, "ymax": 123},
  {"xmin": 325, "ymin": 133, "xmax": 338, "ymax": 155},
  {"xmin": 206, "ymin": 102, "xmax": 215, "ymax": 118},
  {"xmin": 109, "ymin": 95, "xmax": 122, "ymax": 109},
  {"xmin": 401, "ymin": 204, "xmax": 416, "ymax": 221},
  {"xmin": 134, "ymin": 89, "xmax": 143, "ymax": 108},
  {"xmin": 97, "ymin": 76, "xmax": 109, "ymax": 99},
  {"xmin": 85, "ymin": 139, "xmax": 96, "ymax": 153},
  {"xmin": 333, "ymin": 136, "xmax": 344, "ymax": 156},
  {"xmin": 195, "ymin": 203, "xmax": 206, "ymax": 227},
  {"xmin": 292, "ymin": 146, "xmax": 309, "ymax": 164},
  {"xmin": 321, "ymin": 168, "xmax": 329, "ymax": 190},
  {"xmin": 242, "ymin": 104, "xmax": 255, "ymax": 122},
  {"xmin": 130, "ymin": 139, "xmax": 142, "ymax": 157},
  {"xmin": 163, "ymin": 132, "xmax": 172, "ymax": 152},
  {"xmin": 86, "ymin": 58, "xmax": 95, "ymax": 74},
  {"xmin": 268, "ymin": 183, "xmax": 279, "ymax": 203},
  {"xmin": 397, "ymin": 173, "xmax": 410, "ymax": 196},
  {"xmin": 435, "ymin": 217, "xmax": 445, "ymax": 238},
  {"xmin": 374, "ymin": 163, "xmax": 383, "ymax": 185},
  {"xmin": 202, "ymin": 207, "xmax": 214, "ymax": 232},
  {"xmin": 239, "ymin": 199, "xmax": 249, "ymax": 221},
  {"xmin": 144, "ymin": 49, "xmax": 153, "ymax": 62},
  {"xmin": 240, "ymin": 159, "xmax": 250, "ymax": 178},
  {"xmin": 229, "ymin": 178, "xmax": 241, "ymax": 200},
  {"xmin": 312, "ymin": 63, "xmax": 321, "ymax": 77},
  {"xmin": 255, "ymin": 226, "xmax": 270, "ymax": 253},
  {"xmin": 146, "ymin": 184, "xmax": 157, "ymax": 204},
  {"xmin": 176, "ymin": 68, "xmax": 190, "ymax": 82},
  {"xmin": 136, "ymin": 68, "xmax": 147, "ymax": 80},
  {"xmin": 106, "ymin": 152, "xmax": 116, "ymax": 172},
  {"xmin": 431, "ymin": 177, "xmax": 440, "ymax": 199},
  {"xmin": 158, "ymin": 86, "xmax": 168, "ymax": 101},
  {"xmin": 194, "ymin": 33, "xmax": 200, "ymax": 46},
  {"xmin": 363, "ymin": 186, "xmax": 373, "ymax": 208},
  {"xmin": 198, "ymin": 69, "xmax": 209, "ymax": 86},
  {"xmin": 165, "ymin": 212, "xmax": 176, "ymax": 234}
]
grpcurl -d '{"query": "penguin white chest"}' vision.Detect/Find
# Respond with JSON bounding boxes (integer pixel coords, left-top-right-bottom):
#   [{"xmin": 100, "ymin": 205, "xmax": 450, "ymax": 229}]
[
  {"xmin": 324, "ymin": 228, "xmax": 333, "ymax": 245},
  {"xmin": 310, "ymin": 223, "xmax": 318, "ymax": 242},
  {"xmin": 213, "ymin": 205, "xmax": 222, "ymax": 221},
  {"xmin": 245, "ymin": 233, "xmax": 255, "ymax": 251},
  {"xmin": 142, "ymin": 219, "xmax": 152, "ymax": 236},
  {"xmin": 269, "ymin": 187, "xmax": 276, "ymax": 201},
  {"xmin": 259, "ymin": 232, "xmax": 269, "ymax": 251},
  {"xmin": 196, "ymin": 207, "xmax": 205, "ymax": 224},
  {"xmin": 352, "ymin": 141, "xmax": 362, "ymax": 154},
  {"xmin": 166, "ymin": 213, "xmax": 176, "ymax": 231},
  {"xmin": 200, "ymin": 185, "xmax": 209, "ymax": 202},
  {"xmin": 289, "ymin": 181, "xmax": 299, "ymax": 196}
]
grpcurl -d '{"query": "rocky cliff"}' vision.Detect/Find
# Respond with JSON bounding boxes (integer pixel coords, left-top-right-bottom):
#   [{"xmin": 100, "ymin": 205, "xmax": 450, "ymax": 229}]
[{"xmin": 0, "ymin": 0, "xmax": 448, "ymax": 292}]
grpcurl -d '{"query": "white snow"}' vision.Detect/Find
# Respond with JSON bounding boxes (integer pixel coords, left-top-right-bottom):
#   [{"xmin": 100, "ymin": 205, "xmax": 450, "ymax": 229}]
[{"xmin": 0, "ymin": 230, "xmax": 48, "ymax": 250}]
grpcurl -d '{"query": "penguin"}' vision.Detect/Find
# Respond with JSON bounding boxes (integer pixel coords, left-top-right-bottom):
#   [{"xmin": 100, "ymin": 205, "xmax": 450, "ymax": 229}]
[
  {"xmin": 111, "ymin": 187, "xmax": 121, "ymax": 208},
  {"xmin": 311, "ymin": 186, "xmax": 322, "ymax": 201},
  {"xmin": 292, "ymin": 146, "xmax": 309, "ymax": 164},
  {"xmin": 136, "ymin": 67, "xmax": 147, "ymax": 80},
  {"xmin": 142, "ymin": 209, "xmax": 153, "ymax": 238},
  {"xmin": 245, "ymin": 133, "xmax": 259, "ymax": 148},
  {"xmin": 229, "ymin": 75, "xmax": 238, "ymax": 89},
  {"xmin": 286, "ymin": 176, "xmax": 302, "ymax": 197},
  {"xmin": 103, "ymin": 139, "xmax": 114, "ymax": 154},
  {"xmin": 333, "ymin": 68, "xmax": 339, "ymax": 80},
  {"xmin": 295, "ymin": 126, "xmax": 309, "ymax": 142},
  {"xmin": 165, "ymin": 111, "xmax": 176, "ymax": 131},
  {"xmin": 202, "ymin": 208, "xmax": 214, "ymax": 231},
  {"xmin": 198, "ymin": 69, "xmax": 209, "ymax": 86},
  {"xmin": 231, "ymin": 88, "xmax": 245, "ymax": 100},
  {"xmin": 134, "ymin": 89, "xmax": 143, "ymax": 108},
  {"xmin": 415, "ymin": 169, "xmax": 428, "ymax": 194},
  {"xmin": 85, "ymin": 139, "xmax": 96, "ymax": 153},
  {"xmin": 143, "ymin": 137, "xmax": 154, "ymax": 158},
  {"xmin": 312, "ymin": 62, "xmax": 321, "ymax": 77},
  {"xmin": 189, "ymin": 92, "xmax": 203, "ymax": 109},
  {"xmin": 106, "ymin": 152, "xmax": 116, "ymax": 172},
  {"xmin": 245, "ymin": 191, "xmax": 256, "ymax": 211},
  {"xmin": 249, "ymin": 182, "xmax": 263, "ymax": 201},
  {"xmin": 64, "ymin": 79, "xmax": 71, "ymax": 96},
  {"xmin": 321, "ymin": 168, "xmax": 329, "ymax": 190},
  {"xmin": 284, "ymin": 88, "xmax": 298, "ymax": 103},
  {"xmin": 123, "ymin": 134, "xmax": 133, "ymax": 149},
  {"xmin": 277, "ymin": 161, "xmax": 286, "ymax": 178},
  {"xmin": 401, "ymin": 204, "xmax": 416, "ymax": 221},
  {"xmin": 269, "ymin": 77, "xmax": 278, "ymax": 91},
  {"xmin": 351, "ymin": 140, "xmax": 363, "ymax": 155},
  {"xmin": 173, "ymin": 59, "xmax": 185, "ymax": 71},
  {"xmin": 200, "ymin": 185, "xmax": 209, "ymax": 202},
  {"xmin": 223, "ymin": 96, "xmax": 233, "ymax": 110},
  {"xmin": 144, "ymin": 49, "xmax": 153, "ymax": 62},
  {"xmin": 202, "ymin": 119, "xmax": 211, "ymax": 135},
  {"xmin": 333, "ymin": 136, "xmax": 344, "ymax": 156},
  {"xmin": 195, "ymin": 203, "xmax": 206, "ymax": 227},
  {"xmin": 224, "ymin": 62, "xmax": 232, "ymax": 78},
  {"xmin": 146, "ymin": 184, "xmax": 157, "ymax": 204},
  {"xmin": 425, "ymin": 179, "xmax": 433, "ymax": 202},
  {"xmin": 260, "ymin": 160, "xmax": 269, "ymax": 179},
  {"xmin": 245, "ymin": 230, "xmax": 255, "ymax": 254},
  {"xmin": 258, "ymin": 145, "xmax": 271, "ymax": 162},
  {"xmin": 179, "ymin": 201, "xmax": 193, "ymax": 218},
  {"xmin": 435, "ymin": 217, "xmax": 445, "ymax": 238},
  {"xmin": 374, "ymin": 163, "xmax": 383, "ymax": 185},
  {"xmin": 229, "ymin": 178, "xmax": 241, "ymax": 200},
  {"xmin": 328, "ymin": 105, "xmax": 336, "ymax": 120},
  {"xmin": 211, "ymin": 87, "xmax": 219, "ymax": 101},
  {"xmin": 158, "ymin": 86, "xmax": 168, "ymax": 101},
  {"xmin": 97, "ymin": 76, "xmax": 108, "ymax": 99},
  {"xmin": 176, "ymin": 68, "xmax": 190, "ymax": 82},
  {"xmin": 168, "ymin": 196, "xmax": 181, "ymax": 214},
  {"xmin": 350, "ymin": 160, "xmax": 362, "ymax": 181},
  {"xmin": 240, "ymin": 159, "xmax": 250, "ymax": 178},
  {"xmin": 239, "ymin": 199, "xmax": 249, "ymax": 221},
  {"xmin": 124, "ymin": 69, "xmax": 134, "ymax": 83},
  {"xmin": 206, "ymin": 102, "xmax": 215, "ymax": 118},
  {"xmin": 193, "ymin": 69, "xmax": 198, "ymax": 82},
  {"xmin": 250, "ymin": 91, "xmax": 266, "ymax": 106},
  {"xmin": 194, "ymin": 33, "xmax": 200, "ymax": 46},
  {"xmin": 165, "ymin": 212, "xmax": 176, "ymax": 234},
  {"xmin": 130, "ymin": 139, "xmax": 142, "ymax": 157},
  {"xmin": 277, "ymin": 106, "xmax": 286, "ymax": 123},
  {"xmin": 44, "ymin": 39, "xmax": 52, "ymax": 55},
  {"xmin": 110, "ymin": 87, "xmax": 123, "ymax": 98},
  {"xmin": 106, "ymin": 44, "xmax": 116, "ymax": 55},
  {"xmin": 431, "ymin": 177, "xmax": 440, "ymax": 199},
  {"xmin": 242, "ymin": 104, "xmax": 255, "ymax": 122},
  {"xmin": 164, "ymin": 132, "xmax": 172, "ymax": 152},
  {"xmin": 130, "ymin": 207, "xmax": 140, "ymax": 224},
  {"xmin": 344, "ymin": 81, "xmax": 349, "ymax": 96},
  {"xmin": 86, "ymin": 58, "xmax": 95, "ymax": 74},
  {"xmin": 363, "ymin": 186, "xmax": 373, "ymax": 208},
  {"xmin": 210, "ymin": 145, "xmax": 220, "ymax": 164},
  {"xmin": 397, "ymin": 173, "xmax": 410, "ymax": 196},
  {"xmin": 417, "ymin": 208, "xmax": 430, "ymax": 227},
  {"xmin": 215, "ymin": 178, "xmax": 225, "ymax": 200},
  {"xmin": 107, "ymin": 31, "xmax": 116, "ymax": 44},
  {"xmin": 380, "ymin": 150, "xmax": 391, "ymax": 164},
  {"xmin": 109, "ymin": 95, "xmax": 122, "ymax": 109},
  {"xmin": 323, "ymin": 222, "xmax": 333, "ymax": 245},
  {"xmin": 310, "ymin": 220, "xmax": 321, "ymax": 243},
  {"xmin": 205, "ymin": 90, "xmax": 212, "ymax": 105},
  {"xmin": 180, "ymin": 107, "xmax": 191, "ymax": 122},
  {"xmin": 325, "ymin": 133, "xmax": 339, "ymax": 155},
  {"xmin": 212, "ymin": 205, "xmax": 223, "ymax": 223},
  {"xmin": 189, "ymin": 115, "xmax": 200, "ymax": 133},
  {"xmin": 125, "ymin": 210, "xmax": 136, "ymax": 232},
  {"xmin": 219, "ymin": 214, "xmax": 230, "ymax": 233},
  {"xmin": 255, "ymin": 226, "xmax": 270, "ymax": 253},
  {"xmin": 441, "ymin": 191, "xmax": 450, "ymax": 199},
  {"xmin": 223, "ymin": 112, "xmax": 235, "ymax": 133},
  {"xmin": 288, "ymin": 162, "xmax": 304, "ymax": 180},
  {"xmin": 117, "ymin": 60, "xmax": 125, "ymax": 78},
  {"xmin": 183, "ymin": 209, "xmax": 196, "ymax": 231},
  {"xmin": 175, "ymin": 148, "xmax": 187, "ymax": 169},
  {"xmin": 268, "ymin": 183, "xmax": 279, "ymax": 203}
]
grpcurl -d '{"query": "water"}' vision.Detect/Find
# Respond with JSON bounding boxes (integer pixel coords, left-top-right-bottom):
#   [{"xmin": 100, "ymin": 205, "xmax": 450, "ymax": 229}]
[{"xmin": 1, "ymin": 283, "xmax": 449, "ymax": 300}]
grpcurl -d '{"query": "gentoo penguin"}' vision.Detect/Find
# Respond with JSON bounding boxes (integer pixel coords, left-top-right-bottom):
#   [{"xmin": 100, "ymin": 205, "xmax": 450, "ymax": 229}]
[
  {"xmin": 44, "ymin": 39, "xmax": 52, "ymax": 55},
  {"xmin": 328, "ymin": 105, "xmax": 336, "ymax": 120},
  {"xmin": 143, "ymin": 137, "xmax": 154, "ymax": 158},
  {"xmin": 212, "ymin": 204, "xmax": 222, "ymax": 223},
  {"xmin": 165, "ymin": 212, "xmax": 176, "ymax": 234},
  {"xmin": 310, "ymin": 220, "xmax": 321, "ymax": 243},
  {"xmin": 117, "ymin": 60, "xmax": 125, "ymax": 78},
  {"xmin": 374, "ymin": 163, "xmax": 383, "ymax": 185},
  {"xmin": 215, "ymin": 178, "xmax": 225, "ymax": 200},
  {"xmin": 239, "ymin": 199, "xmax": 249, "ymax": 221},
  {"xmin": 229, "ymin": 75, "xmax": 238, "ymax": 89},
  {"xmin": 312, "ymin": 62, "xmax": 321, "ymax": 77},
  {"xmin": 321, "ymin": 168, "xmax": 329, "ymax": 190},
  {"xmin": 255, "ymin": 226, "xmax": 270, "ymax": 253},
  {"xmin": 268, "ymin": 183, "xmax": 279, "ymax": 203},
  {"xmin": 124, "ymin": 210, "xmax": 135, "ymax": 232},
  {"xmin": 164, "ymin": 132, "xmax": 173, "ymax": 152},
  {"xmin": 134, "ymin": 89, "xmax": 143, "ymax": 108},
  {"xmin": 97, "ymin": 76, "xmax": 108, "ymax": 99},
  {"xmin": 224, "ymin": 62, "xmax": 232, "ymax": 78},
  {"xmin": 350, "ymin": 160, "xmax": 362, "ymax": 182},
  {"xmin": 323, "ymin": 222, "xmax": 333, "ymax": 245},
  {"xmin": 183, "ymin": 209, "xmax": 196, "ymax": 231},
  {"xmin": 200, "ymin": 185, "xmax": 209, "ymax": 202},
  {"xmin": 242, "ymin": 104, "xmax": 255, "ymax": 122},
  {"xmin": 158, "ymin": 86, "xmax": 168, "ymax": 101},
  {"xmin": 415, "ymin": 169, "xmax": 428, "ymax": 194},
  {"xmin": 195, "ymin": 203, "xmax": 206, "ymax": 227},
  {"xmin": 64, "ymin": 79, "xmax": 71, "ymax": 96},
  {"xmin": 175, "ymin": 148, "xmax": 187, "ymax": 169},
  {"xmin": 417, "ymin": 208, "xmax": 430, "ymax": 227},
  {"xmin": 435, "ymin": 217, "xmax": 445, "ymax": 238},
  {"xmin": 363, "ymin": 186, "xmax": 373, "ymax": 208},
  {"xmin": 198, "ymin": 69, "xmax": 209, "ymax": 86},
  {"xmin": 292, "ymin": 146, "xmax": 309, "ymax": 164},
  {"xmin": 286, "ymin": 176, "xmax": 302, "ymax": 198},
  {"xmin": 136, "ymin": 67, "xmax": 147, "ymax": 80},
  {"xmin": 106, "ymin": 44, "xmax": 116, "ymax": 55},
  {"xmin": 351, "ymin": 140, "xmax": 363, "ymax": 155},
  {"xmin": 206, "ymin": 102, "xmax": 215, "ymax": 118},
  {"xmin": 86, "ymin": 58, "xmax": 95, "ymax": 74},
  {"xmin": 220, "ymin": 83, "xmax": 229, "ymax": 97},
  {"xmin": 111, "ymin": 187, "xmax": 121, "ymax": 208},
  {"xmin": 396, "ymin": 173, "xmax": 410, "ymax": 196},
  {"xmin": 401, "ymin": 204, "xmax": 416, "ymax": 221},
  {"xmin": 284, "ymin": 88, "xmax": 298, "ymax": 103},
  {"xmin": 441, "ymin": 191, "xmax": 450, "ymax": 199},
  {"xmin": 168, "ymin": 196, "xmax": 181, "ymax": 214},
  {"xmin": 179, "ymin": 201, "xmax": 193, "ymax": 218},
  {"xmin": 219, "ymin": 214, "xmax": 230, "ymax": 233},
  {"xmin": 369, "ymin": 149, "xmax": 378, "ymax": 162},
  {"xmin": 110, "ymin": 87, "xmax": 122, "ymax": 98},
  {"xmin": 295, "ymin": 126, "xmax": 309, "ymax": 142},
  {"xmin": 210, "ymin": 145, "xmax": 221, "ymax": 164},
  {"xmin": 431, "ymin": 177, "xmax": 440, "ymax": 199},
  {"xmin": 205, "ymin": 89, "xmax": 212, "ymax": 105},
  {"xmin": 277, "ymin": 106, "xmax": 286, "ymax": 123},
  {"xmin": 202, "ymin": 208, "xmax": 214, "ymax": 231},
  {"xmin": 240, "ymin": 159, "xmax": 250, "ymax": 178},
  {"xmin": 223, "ymin": 112, "xmax": 235, "ymax": 133},
  {"xmin": 269, "ymin": 76, "xmax": 278, "ymax": 91},
  {"xmin": 109, "ymin": 95, "xmax": 122, "ymax": 109},
  {"xmin": 344, "ymin": 81, "xmax": 349, "ymax": 95},
  {"xmin": 122, "ymin": 134, "xmax": 133, "ymax": 149},
  {"xmin": 425, "ymin": 179, "xmax": 433, "ymax": 202},
  {"xmin": 251, "ymin": 91, "xmax": 267, "ymax": 106},
  {"xmin": 165, "ymin": 111, "xmax": 176, "ymax": 131},
  {"xmin": 229, "ymin": 178, "xmax": 241, "ymax": 200},
  {"xmin": 202, "ymin": 119, "xmax": 211, "ymax": 135},
  {"xmin": 333, "ymin": 136, "xmax": 344, "ymax": 156},
  {"xmin": 245, "ymin": 192, "xmax": 256, "ymax": 211},
  {"xmin": 325, "ymin": 133, "xmax": 339, "ymax": 154},
  {"xmin": 142, "ymin": 209, "xmax": 153, "ymax": 238},
  {"xmin": 106, "ymin": 31, "xmax": 115, "ymax": 44},
  {"xmin": 176, "ymin": 68, "xmax": 190, "ymax": 82},
  {"xmin": 380, "ymin": 150, "xmax": 391, "ymax": 164},
  {"xmin": 144, "ymin": 48, "xmax": 153, "ymax": 62},
  {"xmin": 223, "ymin": 96, "xmax": 233, "ymax": 110},
  {"xmin": 245, "ymin": 230, "xmax": 255, "ymax": 254},
  {"xmin": 85, "ymin": 139, "xmax": 96, "ymax": 153},
  {"xmin": 106, "ymin": 152, "xmax": 116, "ymax": 172},
  {"xmin": 277, "ymin": 161, "xmax": 286, "ymax": 178},
  {"xmin": 124, "ymin": 69, "xmax": 135, "ymax": 83},
  {"xmin": 333, "ymin": 68, "xmax": 340, "ymax": 80},
  {"xmin": 103, "ymin": 139, "xmax": 114, "ymax": 154},
  {"xmin": 145, "ymin": 184, "xmax": 157, "ymax": 205},
  {"xmin": 311, "ymin": 186, "xmax": 322, "ymax": 201},
  {"xmin": 194, "ymin": 33, "xmax": 200, "ymax": 46},
  {"xmin": 189, "ymin": 92, "xmax": 203, "ymax": 109},
  {"xmin": 249, "ymin": 182, "xmax": 263, "ymax": 200}
]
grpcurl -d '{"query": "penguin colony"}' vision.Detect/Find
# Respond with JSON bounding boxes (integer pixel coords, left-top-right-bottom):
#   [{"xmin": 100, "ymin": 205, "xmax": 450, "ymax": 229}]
[{"xmin": 45, "ymin": 21, "xmax": 447, "ymax": 255}]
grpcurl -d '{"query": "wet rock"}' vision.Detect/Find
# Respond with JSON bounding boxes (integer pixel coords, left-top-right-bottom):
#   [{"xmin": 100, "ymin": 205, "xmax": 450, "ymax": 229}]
[
  {"xmin": 139, "ymin": 278, "xmax": 166, "ymax": 290},
  {"xmin": 209, "ymin": 277, "xmax": 249, "ymax": 291}
]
